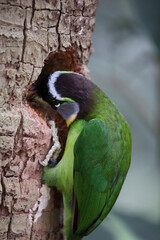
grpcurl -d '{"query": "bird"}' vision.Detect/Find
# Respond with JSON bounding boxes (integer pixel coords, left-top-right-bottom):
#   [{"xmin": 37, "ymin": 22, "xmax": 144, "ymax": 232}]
[{"xmin": 33, "ymin": 70, "xmax": 132, "ymax": 240}]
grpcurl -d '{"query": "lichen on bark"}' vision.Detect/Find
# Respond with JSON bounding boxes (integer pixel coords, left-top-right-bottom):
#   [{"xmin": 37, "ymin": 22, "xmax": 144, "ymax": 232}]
[{"xmin": 0, "ymin": 0, "xmax": 98, "ymax": 239}]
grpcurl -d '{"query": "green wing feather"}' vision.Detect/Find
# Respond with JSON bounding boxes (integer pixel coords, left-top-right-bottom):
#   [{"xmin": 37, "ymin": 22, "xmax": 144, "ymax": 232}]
[{"xmin": 73, "ymin": 118, "xmax": 131, "ymax": 236}]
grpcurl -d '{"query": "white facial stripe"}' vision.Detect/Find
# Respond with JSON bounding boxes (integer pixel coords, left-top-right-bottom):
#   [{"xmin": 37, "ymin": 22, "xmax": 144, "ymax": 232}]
[{"xmin": 48, "ymin": 71, "xmax": 61, "ymax": 99}]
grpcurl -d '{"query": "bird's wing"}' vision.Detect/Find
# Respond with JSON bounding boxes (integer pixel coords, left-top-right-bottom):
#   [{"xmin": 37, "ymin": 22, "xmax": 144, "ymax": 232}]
[{"xmin": 73, "ymin": 118, "xmax": 130, "ymax": 236}]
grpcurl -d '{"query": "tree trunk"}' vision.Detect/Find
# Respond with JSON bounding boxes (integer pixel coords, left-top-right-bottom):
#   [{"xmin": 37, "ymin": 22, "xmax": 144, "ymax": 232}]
[{"xmin": 0, "ymin": 0, "xmax": 98, "ymax": 239}]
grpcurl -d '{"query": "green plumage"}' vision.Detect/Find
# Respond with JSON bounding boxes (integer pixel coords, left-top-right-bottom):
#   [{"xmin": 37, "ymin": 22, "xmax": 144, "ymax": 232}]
[{"xmin": 42, "ymin": 75, "xmax": 131, "ymax": 240}]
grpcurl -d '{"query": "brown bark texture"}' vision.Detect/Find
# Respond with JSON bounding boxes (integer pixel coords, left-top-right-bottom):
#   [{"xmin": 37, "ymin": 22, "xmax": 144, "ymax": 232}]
[{"xmin": 0, "ymin": 0, "xmax": 98, "ymax": 240}]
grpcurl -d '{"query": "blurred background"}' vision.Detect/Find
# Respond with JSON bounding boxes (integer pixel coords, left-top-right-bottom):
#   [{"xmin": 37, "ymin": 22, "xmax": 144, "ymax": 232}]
[{"xmin": 85, "ymin": 0, "xmax": 160, "ymax": 239}]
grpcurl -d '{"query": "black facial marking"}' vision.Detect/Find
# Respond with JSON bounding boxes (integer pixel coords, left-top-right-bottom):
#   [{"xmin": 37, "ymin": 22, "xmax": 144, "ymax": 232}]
[
  {"xmin": 55, "ymin": 73, "xmax": 94, "ymax": 118},
  {"xmin": 35, "ymin": 73, "xmax": 61, "ymax": 109},
  {"xmin": 35, "ymin": 71, "xmax": 95, "ymax": 117},
  {"xmin": 35, "ymin": 74, "xmax": 49, "ymax": 100}
]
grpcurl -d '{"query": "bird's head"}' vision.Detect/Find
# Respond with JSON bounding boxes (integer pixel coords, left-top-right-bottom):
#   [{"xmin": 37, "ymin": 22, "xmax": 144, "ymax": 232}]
[{"xmin": 35, "ymin": 71, "xmax": 94, "ymax": 126}]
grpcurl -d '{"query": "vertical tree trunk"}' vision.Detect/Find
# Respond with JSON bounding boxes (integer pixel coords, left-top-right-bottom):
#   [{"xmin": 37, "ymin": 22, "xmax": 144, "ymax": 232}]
[{"xmin": 0, "ymin": 0, "xmax": 98, "ymax": 239}]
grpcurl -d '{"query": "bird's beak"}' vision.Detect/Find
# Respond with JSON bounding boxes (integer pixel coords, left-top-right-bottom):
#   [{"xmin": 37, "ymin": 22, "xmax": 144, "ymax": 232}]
[
  {"xmin": 66, "ymin": 113, "xmax": 78, "ymax": 127},
  {"xmin": 57, "ymin": 102, "xmax": 79, "ymax": 127}
]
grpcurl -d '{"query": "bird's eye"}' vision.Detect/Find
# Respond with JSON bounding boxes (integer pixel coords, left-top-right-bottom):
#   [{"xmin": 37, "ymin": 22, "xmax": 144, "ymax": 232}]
[
  {"xmin": 55, "ymin": 103, "xmax": 61, "ymax": 108},
  {"xmin": 51, "ymin": 98, "xmax": 62, "ymax": 108}
]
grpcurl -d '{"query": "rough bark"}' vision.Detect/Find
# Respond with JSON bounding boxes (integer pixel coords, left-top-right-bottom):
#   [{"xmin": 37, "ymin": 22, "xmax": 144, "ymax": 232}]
[{"xmin": 0, "ymin": 0, "xmax": 98, "ymax": 239}]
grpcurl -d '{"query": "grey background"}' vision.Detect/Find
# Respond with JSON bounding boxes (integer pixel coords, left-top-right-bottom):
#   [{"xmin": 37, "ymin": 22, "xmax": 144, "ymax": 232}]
[{"xmin": 85, "ymin": 0, "xmax": 160, "ymax": 239}]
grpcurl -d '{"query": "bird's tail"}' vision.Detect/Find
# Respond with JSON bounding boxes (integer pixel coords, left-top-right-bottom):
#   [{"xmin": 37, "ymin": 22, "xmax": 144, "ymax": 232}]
[{"xmin": 63, "ymin": 195, "xmax": 81, "ymax": 240}]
